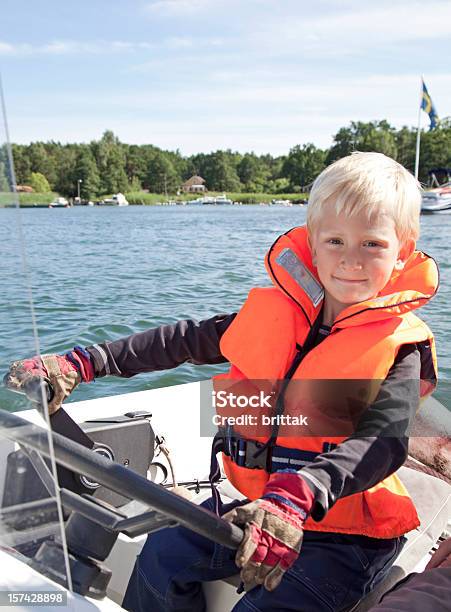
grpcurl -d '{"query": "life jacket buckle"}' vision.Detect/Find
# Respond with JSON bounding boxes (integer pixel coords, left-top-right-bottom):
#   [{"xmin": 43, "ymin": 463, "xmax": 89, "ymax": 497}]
[{"xmin": 243, "ymin": 440, "xmax": 268, "ymax": 470}]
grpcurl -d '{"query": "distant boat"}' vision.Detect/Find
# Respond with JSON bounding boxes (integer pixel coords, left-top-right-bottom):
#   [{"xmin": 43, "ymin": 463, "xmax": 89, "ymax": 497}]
[
  {"xmin": 48, "ymin": 197, "xmax": 69, "ymax": 208},
  {"xmin": 214, "ymin": 194, "xmax": 233, "ymax": 205},
  {"xmin": 187, "ymin": 194, "xmax": 232, "ymax": 205},
  {"xmin": 73, "ymin": 197, "xmax": 94, "ymax": 207},
  {"xmin": 187, "ymin": 196, "xmax": 214, "ymax": 205},
  {"xmin": 421, "ymin": 183, "xmax": 451, "ymax": 213},
  {"xmin": 101, "ymin": 193, "xmax": 129, "ymax": 206},
  {"xmin": 271, "ymin": 199, "xmax": 292, "ymax": 206}
]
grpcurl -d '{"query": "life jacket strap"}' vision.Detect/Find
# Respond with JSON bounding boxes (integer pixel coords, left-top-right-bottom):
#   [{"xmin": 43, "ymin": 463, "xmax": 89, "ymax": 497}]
[
  {"xmin": 209, "ymin": 432, "xmax": 227, "ymax": 515},
  {"xmin": 208, "ymin": 427, "xmax": 337, "ymax": 513}
]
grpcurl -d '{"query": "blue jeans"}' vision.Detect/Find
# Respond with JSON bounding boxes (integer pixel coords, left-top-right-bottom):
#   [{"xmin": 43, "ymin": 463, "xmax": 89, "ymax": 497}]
[{"xmin": 122, "ymin": 497, "xmax": 404, "ymax": 612}]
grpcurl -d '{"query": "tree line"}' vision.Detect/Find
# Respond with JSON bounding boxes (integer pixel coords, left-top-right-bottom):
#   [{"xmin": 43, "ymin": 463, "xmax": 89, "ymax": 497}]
[{"xmin": 7, "ymin": 120, "xmax": 451, "ymax": 199}]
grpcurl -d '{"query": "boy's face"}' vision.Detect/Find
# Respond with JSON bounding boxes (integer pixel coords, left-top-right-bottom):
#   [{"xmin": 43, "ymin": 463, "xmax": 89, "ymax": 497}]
[{"xmin": 309, "ymin": 207, "xmax": 414, "ymax": 322}]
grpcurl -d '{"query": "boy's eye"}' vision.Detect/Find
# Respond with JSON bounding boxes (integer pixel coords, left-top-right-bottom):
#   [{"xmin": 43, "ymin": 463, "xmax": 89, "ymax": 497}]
[
  {"xmin": 364, "ymin": 241, "xmax": 382, "ymax": 247},
  {"xmin": 327, "ymin": 238, "xmax": 342, "ymax": 245}
]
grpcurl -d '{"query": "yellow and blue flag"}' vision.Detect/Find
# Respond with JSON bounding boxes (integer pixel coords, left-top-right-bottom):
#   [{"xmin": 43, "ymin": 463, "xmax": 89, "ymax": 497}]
[{"xmin": 421, "ymin": 80, "xmax": 439, "ymax": 129}]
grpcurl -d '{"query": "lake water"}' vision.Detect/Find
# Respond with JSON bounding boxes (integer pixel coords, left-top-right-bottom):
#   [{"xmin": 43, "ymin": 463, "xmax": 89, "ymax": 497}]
[{"xmin": 0, "ymin": 205, "xmax": 449, "ymax": 411}]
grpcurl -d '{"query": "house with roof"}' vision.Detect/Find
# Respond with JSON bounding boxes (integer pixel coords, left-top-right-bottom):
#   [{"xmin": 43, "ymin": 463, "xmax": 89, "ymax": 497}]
[{"xmin": 181, "ymin": 175, "xmax": 207, "ymax": 193}]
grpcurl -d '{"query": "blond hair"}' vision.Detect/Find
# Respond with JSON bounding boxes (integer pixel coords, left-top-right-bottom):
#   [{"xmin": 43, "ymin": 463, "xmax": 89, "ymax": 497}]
[{"xmin": 307, "ymin": 152, "xmax": 421, "ymax": 244}]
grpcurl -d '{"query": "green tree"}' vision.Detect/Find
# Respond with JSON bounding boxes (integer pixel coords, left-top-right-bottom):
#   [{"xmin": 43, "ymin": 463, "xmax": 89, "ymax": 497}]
[
  {"xmin": 326, "ymin": 121, "xmax": 397, "ymax": 164},
  {"xmin": 326, "ymin": 127, "xmax": 355, "ymax": 164},
  {"xmin": 125, "ymin": 144, "xmax": 148, "ymax": 187},
  {"xmin": 166, "ymin": 148, "xmax": 188, "ymax": 183},
  {"xmin": 265, "ymin": 177, "xmax": 290, "ymax": 193},
  {"xmin": 29, "ymin": 171, "xmax": 51, "ymax": 192},
  {"xmin": 92, "ymin": 131, "xmax": 129, "ymax": 194},
  {"xmin": 0, "ymin": 145, "xmax": 10, "ymax": 191},
  {"xmin": 282, "ymin": 144, "xmax": 326, "ymax": 191},
  {"xmin": 128, "ymin": 176, "xmax": 142, "ymax": 191},
  {"xmin": 0, "ymin": 162, "xmax": 9, "ymax": 192},
  {"xmin": 201, "ymin": 151, "xmax": 242, "ymax": 191},
  {"xmin": 11, "ymin": 144, "xmax": 31, "ymax": 185},
  {"xmin": 147, "ymin": 153, "xmax": 180, "ymax": 193},
  {"xmin": 356, "ymin": 120, "xmax": 397, "ymax": 157},
  {"xmin": 395, "ymin": 127, "xmax": 416, "ymax": 173},
  {"xmin": 27, "ymin": 142, "xmax": 57, "ymax": 188},
  {"xmin": 417, "ymin": 123, "xmax": 451, "ymax": 183},
  {"xmin": 237, "ymin": 154, "xmax": 269, "ymax": 192},
  {"xmin": 185, "ymin": 153, "xmax": 208, "ymax": 182},
  {"xmin": 53, "ymin": 145, "xmax": 78, "ymax": 197},
  {"xmin": 42, "ymin": 141, "xmax": 64, "ymax": 188},
  {"xmin": 74, "ymin": 147, "xmax": 101, "ymax": 199}
]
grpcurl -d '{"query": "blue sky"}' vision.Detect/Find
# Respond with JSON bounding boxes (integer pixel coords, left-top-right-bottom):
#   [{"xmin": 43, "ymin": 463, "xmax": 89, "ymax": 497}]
[{"xmin": 1, "ymin": 0, "xmax": 450, "ymax": 155}]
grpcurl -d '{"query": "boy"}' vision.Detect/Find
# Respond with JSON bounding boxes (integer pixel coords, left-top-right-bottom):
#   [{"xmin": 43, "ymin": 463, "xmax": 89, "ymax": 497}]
[{"xmin": 6, "ymin": 152, "xmax": 439, "ymax": 611}]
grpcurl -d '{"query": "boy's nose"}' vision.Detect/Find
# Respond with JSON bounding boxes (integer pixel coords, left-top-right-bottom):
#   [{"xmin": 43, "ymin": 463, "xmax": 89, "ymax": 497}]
[{"xmin": 340, "ymin": 250, "xmax": 363, "ymax": 270}]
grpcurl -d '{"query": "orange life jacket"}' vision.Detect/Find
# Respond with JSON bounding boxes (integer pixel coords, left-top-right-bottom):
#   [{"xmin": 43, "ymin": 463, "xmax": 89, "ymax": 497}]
[{"xmin": 216, "ymin": 226, "xmax": 438, "ymax": 538}]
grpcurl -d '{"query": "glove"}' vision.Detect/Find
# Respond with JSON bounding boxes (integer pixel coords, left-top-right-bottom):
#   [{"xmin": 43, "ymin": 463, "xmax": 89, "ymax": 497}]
[
  {"xmin": 224, "ymin": 470, "xmax": 315, "ymax": 592},
  {"xmin": 4, "ymin": 346, "xmax": 94, "ymax": 414}
]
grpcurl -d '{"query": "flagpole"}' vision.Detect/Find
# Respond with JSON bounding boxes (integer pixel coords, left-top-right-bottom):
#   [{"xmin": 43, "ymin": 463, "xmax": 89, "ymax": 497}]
[{"xmin": 414, "ymin": 76, "xmax": 423, "ymax": 180}]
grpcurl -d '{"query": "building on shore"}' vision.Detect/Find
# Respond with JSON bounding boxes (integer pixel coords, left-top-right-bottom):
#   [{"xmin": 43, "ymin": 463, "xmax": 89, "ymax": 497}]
[{"xmin": 181, "ymin": 175, "xmax": 207, "ymax": 193}]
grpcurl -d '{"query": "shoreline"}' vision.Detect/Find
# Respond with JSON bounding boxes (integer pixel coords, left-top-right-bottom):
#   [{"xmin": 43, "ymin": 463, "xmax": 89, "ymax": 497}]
[{"xmin": 0, "ymin": 192, "xmax": 309, "ymax": 208}]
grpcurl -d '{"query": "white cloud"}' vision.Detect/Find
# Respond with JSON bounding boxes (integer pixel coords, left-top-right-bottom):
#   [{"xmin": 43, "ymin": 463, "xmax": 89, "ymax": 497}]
[
  {"xmin": 0, "ymin": 42, "xmax": 17, "ymax": 54},
  {"xmin": 111, "ymin": 41, "xmax": 154, "ymax": 51},
  {"xmin": 144, "ymin": 0, "xmax": 283, "ymax": 18},
  {"xmin": 143, "ymin": 0, "xmax": 451, "ymax": 52},
  {"xmin": 145, "ymin": 0, "xmax": 226, "ymax": 16},
  {"xmin": 0, "ymin": 42, "xmax": 33, "ymax": 55},
  {"xmin": 250, "ymin": 1, "xmax": 451, "ymax": 57},
  {"xmin": 0, "ymin": 39, "xmax": 155, "ymax": 57},
  {"xmin": 4, "ymin": 2, "xmax": 448, "ymax": 65},
  {"xmin": 166, "ymin": 35, "xmax": 225, "ymax": 49},
  {"xmin": 0, "ymin": 35, "xmax": 224, "ymax": 59}
]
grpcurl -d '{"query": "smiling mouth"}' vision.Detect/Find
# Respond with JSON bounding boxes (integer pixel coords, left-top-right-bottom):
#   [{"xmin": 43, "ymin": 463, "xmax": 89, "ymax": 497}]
[{"xmin": 333, "ymin": 277, "xmax": 367, "ymax": 284}]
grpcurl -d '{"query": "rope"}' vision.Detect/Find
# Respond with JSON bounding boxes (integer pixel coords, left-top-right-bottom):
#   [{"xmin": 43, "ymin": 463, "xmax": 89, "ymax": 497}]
[{"xmin": 405, "ymin": 455, "xmax": 451, "ymax": 485}]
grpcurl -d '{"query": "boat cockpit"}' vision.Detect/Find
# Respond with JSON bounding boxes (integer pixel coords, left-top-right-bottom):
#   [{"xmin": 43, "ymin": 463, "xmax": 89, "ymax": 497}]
[{"xmin": 0, "ymin": 383, "xmax": 450, "ymax": 612}]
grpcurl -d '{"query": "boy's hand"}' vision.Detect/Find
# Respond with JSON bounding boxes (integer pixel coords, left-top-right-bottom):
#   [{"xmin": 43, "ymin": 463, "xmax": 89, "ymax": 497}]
[
  {"xmin": 223, "ymin": 471, "xmax": 314, "ymax": 591},
  {"xmin": 4, "ymin": 347, "xmax": 94, "ymax": 414}
]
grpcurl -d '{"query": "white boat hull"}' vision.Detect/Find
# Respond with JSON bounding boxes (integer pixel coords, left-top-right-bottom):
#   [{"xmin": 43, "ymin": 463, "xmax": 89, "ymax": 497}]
[{"xmin": 421, "ymin": 185, "xmax": 451, "ymax": 213}]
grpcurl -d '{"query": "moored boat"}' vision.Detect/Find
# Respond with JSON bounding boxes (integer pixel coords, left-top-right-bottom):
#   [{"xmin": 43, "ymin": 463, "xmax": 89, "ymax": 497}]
[
  {"xmin": 213, "ymin": 194, "xmax": 233, "ymax": 205},
  {"xmin": 421, "ymin": 182, "xmax": 451, "ymax": 213},
  {"xmin": 187, "ymin": 195, "xmax": 233, "ymax": 205},
  {"xmin": 101, "ymin": 193, "xmax": 129, "ymax": 207},
  {"xmin": 49, "ymin": 197, "xmax": 70, "ymax": 208},
  {"xmin": 271, "ymin": 199, "xmax": 292, "ymax": 206}
]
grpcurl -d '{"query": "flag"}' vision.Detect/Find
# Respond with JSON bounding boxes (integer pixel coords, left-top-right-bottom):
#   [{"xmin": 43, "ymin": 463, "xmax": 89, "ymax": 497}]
[{"xmin": 421, "ymin": 80, "xmax": 439, "ymax": 130}]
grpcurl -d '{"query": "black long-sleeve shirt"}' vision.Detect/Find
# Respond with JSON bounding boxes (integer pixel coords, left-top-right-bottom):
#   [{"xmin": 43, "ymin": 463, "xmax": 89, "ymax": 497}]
[{"xmin": 86, "ymin": 315, "xmax": 420, "ymax": 520}]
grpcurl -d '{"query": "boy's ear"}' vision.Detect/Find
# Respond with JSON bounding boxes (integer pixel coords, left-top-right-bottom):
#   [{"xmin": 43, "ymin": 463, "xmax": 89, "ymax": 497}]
[{"xmin": 395, "ymin": 239, "xmax": 415, "ymax": 270}]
